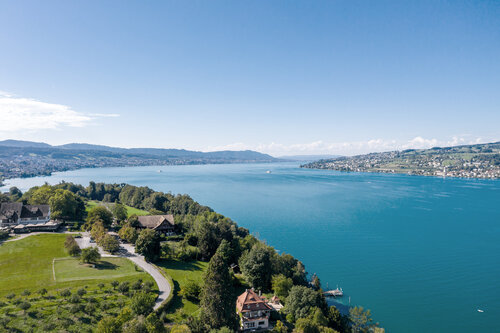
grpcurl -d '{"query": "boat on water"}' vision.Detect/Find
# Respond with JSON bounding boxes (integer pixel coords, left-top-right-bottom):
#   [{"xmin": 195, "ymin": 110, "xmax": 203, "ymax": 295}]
[
  {"xmin": 324, "ymin": 288, "xmax": 343, "ymax": 297},
  {"xmin": 266, "ymin": 170, "xmax": 272, "ymax": 174},
  {"xmin": 477, "ymin": 309, "xmax": 484, "ymax": 313}
]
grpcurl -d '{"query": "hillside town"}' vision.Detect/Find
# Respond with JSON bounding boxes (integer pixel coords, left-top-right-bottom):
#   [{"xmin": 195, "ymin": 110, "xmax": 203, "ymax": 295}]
[{"xmin": 302, "ymin": 142, "xmax": 500, "ymax": 179}]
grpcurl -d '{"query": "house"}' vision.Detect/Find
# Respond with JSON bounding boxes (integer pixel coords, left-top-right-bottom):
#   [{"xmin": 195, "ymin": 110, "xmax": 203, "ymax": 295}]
[
  {"xmin": 0, "ymin": 203, "xmax": 51, "ymax": 227},
  {"xmin": 136, "ymin": 214, "xmax": 175, "ymax": 234},
  {"xmin": 236, "ymin": 288, "xmax": 272, "ymax": 331},
  {"xmin": 267, "ymin": 295, "xmax": 284, "ymax": 312}
]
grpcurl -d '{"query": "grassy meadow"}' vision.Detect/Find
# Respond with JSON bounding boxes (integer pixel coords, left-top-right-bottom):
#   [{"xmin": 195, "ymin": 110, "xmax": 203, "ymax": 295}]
[
  {"xmin": 157, "ymin": 260, "xmax": 208, "ymax": 322},
  {"xmin": 85, "ymin": 200, "xmax": 150, "ymax": 217},
  {"xmin": 0, "ymin": 234, "xmax": 158, "ymax": 332}
]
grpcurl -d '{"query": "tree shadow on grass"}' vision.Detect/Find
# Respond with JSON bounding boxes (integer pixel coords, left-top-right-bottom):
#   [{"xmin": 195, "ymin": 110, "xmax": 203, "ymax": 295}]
[
  {"xmin": 156, "ymin": 259, "xmax": 204, "ymax": 272},
  {"xmin": 164, "ymin": 280, "xmax": 183, "ymax": 315},
  {"xmin": 93, "ymin": 261, "xmax": 118, "ymax": 270}
]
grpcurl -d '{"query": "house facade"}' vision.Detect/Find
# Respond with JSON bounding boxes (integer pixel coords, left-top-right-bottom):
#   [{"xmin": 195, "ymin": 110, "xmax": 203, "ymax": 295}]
[
  {"xmin": 236, "ymin": 289, "xmax": 272, "ymax": 331},
  {"xmin": 0, "ymin": 203, "xmax": 51, "ymax": 227},
  {"xmin": 136, "ymin": 214, "xmax": 175, "ymax": 234}
]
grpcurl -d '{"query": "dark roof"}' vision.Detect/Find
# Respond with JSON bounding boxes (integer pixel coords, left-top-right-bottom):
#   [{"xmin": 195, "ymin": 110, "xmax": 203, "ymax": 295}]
[
  {"xmin": 0, "ymin": 203, "xmax": 50, "ymax": 220},
  {"xmin": 137, "ymin": 215, "xmax": 175, "ymax": 230}
]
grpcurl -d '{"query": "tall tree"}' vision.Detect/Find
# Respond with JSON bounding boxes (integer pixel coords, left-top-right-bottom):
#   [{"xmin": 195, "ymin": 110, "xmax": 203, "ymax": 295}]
[
  {"xmin": 239, "ymin": 243, "xmax": 274, "ymax": 291},
  {"xmin": 135, "ymin": 229, "xmax": 161, "ymax": 262},
  {"xmin": 200, "ymin": 244, "xmax": 238, "ymax": 330},
  {"xmin": 87, "ymin": 205, "xmax": 113, "ymax": 227}
]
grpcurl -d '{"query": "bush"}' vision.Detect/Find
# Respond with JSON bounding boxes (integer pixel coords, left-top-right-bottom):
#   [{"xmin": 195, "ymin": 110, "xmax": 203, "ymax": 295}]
[
  {"xmin": 60, "ymin": 289, "xmax": 72, "ymax": 297},
  {"xmin": 180, "ymin": 280, "xmax": 201, "ymax": 302},
  {"xmin": 117, "ymin": 282, "xmax": 130, "ymax": 294},
  {"xmin": 130, "ymin": 292, "xmax": 155, "ymax": 315}
]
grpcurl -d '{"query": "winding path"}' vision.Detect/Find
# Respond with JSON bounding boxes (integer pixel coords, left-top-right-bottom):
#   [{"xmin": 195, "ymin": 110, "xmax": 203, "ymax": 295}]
[{"xmin": 5, "ymin": 231, "xmax": 171, "ymax": 310}]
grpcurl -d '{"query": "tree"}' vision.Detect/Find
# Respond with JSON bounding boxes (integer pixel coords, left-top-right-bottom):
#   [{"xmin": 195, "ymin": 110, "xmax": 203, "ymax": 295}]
[
  {"xmin": 145, "ymin": 312, "xmax": 165, "ymax": 333},
  {"xmin": 272, "ymin": 274, "xmax": 294, "ymax": 299},
  {"xmin": 119, "ymin": 225, "xmax": 139, "ymax": 243},
  {"xmin": 135, "ymin": 229, "xmax": 161, "ymax": 262},
  {"xmin": 196, "ymin": 222, "xmax": 219, "ymax": 260},
  {"xmin": 90, "ymin": 221, "xmax": 107, "ymax": 243},
  {"xmin": 49, "ymin": 189, "xmax": 85, "ymax": 220},
  {"xmin": 180, "ymin": 280, "xmax": 201, "ymax": 302},
  {"xmin": 273, "ymin": 320, "xmax": 288, "ymax": 333},
  {"xmin": 130, "ymin": 292, "xmax": 155, "ymax": 316},
  {"xmin": 200, "ymin": 245, "xmax": 238, "ymax": 330},
  {"xmin": 122, "ymin": 316, "xmax": 148, "ymax": 333},
  {"xmin": 295, "ymin": 318, "xmax": 320, "ymax": 333},
  {"xmin": 284, "ymin": 286, "xmax": 324, "ymax": 321},
  {"xmin": 349, "ymin": 306, "xmax": 377, "ymax": 333},
  {"xmin": 64, "ymin": 235, "xmax": 81, "ymax": 256},
  {"xmin": 81, "ymin": 247, "xmax": 101, "ymax": 264},
  {"xmin": 28, "ymin": 185, "xmax": 55, "ymax": 205},
  {"xmin": 239, "ymin": 243, "xmax": 274, "ymax": 291},
  {"xmin": 326, "ymin": 306, "xmax": 349, "ymax": 333},
  {"xmin": 97, "ymin": 316, "xmax": 121, "ymax": 333},
  {"xmin": 87, "ymin": 205, "xmax": 113, "ymax": 227},
  {"xmin": 101, "ymin": 234, "xmax": 120, "ymax": 253},
  {"xmin": 311, "ymin": 273, "xmax": 321, "ymax": 290},
  {"xmin": 113, "ymin": 203, "xmax": 128, "ymax": 222}
]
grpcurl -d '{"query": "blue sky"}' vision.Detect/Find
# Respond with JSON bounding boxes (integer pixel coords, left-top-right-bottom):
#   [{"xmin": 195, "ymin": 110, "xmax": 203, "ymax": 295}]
[{"xmin": 0, "ymin": 0, "xmax": 499, "ymax": 156}]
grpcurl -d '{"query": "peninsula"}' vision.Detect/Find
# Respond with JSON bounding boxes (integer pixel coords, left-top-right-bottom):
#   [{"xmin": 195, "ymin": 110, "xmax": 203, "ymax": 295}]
[{"xmin": 301, "ymin": 142, "xmax": 500, "ymax": 179}]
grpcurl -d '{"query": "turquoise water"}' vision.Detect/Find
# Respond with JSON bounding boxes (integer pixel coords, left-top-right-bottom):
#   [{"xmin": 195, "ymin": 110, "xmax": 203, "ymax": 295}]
[{"xmin": 2, "ymin": 162, "xmax": 499, "ymax": 332}]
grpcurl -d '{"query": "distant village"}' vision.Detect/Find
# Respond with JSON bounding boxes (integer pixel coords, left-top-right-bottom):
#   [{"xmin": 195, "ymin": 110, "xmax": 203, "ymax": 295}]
[{"xmin": 303, "ymin": 142, "xmax": 500, "ymax": 179}]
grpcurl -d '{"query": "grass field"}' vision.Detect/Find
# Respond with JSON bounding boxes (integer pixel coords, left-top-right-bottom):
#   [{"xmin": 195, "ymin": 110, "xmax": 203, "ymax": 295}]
[
  {"xmin": 157, "ymin": 259, "xmax": 208, "ymax": 321},
  {"xmin": 54, "ymin": 257, "xmax": 145, "ymax": 282},
  {"xmin": 0, "ymin": 233, "xmax": 158, "ymax": 332},
  {"xmin": 0, "ymin": 234, "xmax": 154, "ymax": 295},
  {"xmin": 86, "ymin": 200, "xmax": 150, "ymax": 217}
]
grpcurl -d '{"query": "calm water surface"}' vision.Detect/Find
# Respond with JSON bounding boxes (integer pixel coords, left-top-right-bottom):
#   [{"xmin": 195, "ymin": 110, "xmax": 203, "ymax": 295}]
[{"xmin": 2, "ymin": 162, "xmax": 499, "ymax": 332}]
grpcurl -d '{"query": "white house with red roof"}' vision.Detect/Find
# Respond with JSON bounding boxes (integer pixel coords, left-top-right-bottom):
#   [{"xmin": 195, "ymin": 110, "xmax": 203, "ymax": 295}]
[{"xmin": 236, "ymin": 288, "xmax": 272, "ymax": 330}]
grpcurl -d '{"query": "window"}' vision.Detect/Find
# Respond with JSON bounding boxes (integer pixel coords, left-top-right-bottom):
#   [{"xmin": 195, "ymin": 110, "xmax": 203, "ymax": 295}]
[
  {"xmin": 247, "ymin": 322, "xmax": 255, "ymax": 328},
  {"xmin": 258, "ymin": 321, "xmax": 265, "ymax": 326}
]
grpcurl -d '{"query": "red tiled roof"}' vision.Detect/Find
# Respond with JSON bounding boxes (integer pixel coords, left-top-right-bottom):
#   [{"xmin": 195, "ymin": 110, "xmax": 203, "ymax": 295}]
[{"xmin": 236, "ymin": 289, "xmax": 272, "ymax": 313}]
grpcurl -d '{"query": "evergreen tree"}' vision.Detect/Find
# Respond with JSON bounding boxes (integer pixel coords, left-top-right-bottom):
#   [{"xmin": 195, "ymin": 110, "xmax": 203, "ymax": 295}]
[{"xmin": 200, "ymin": 244, "xmax": 238, "ymax": 330}]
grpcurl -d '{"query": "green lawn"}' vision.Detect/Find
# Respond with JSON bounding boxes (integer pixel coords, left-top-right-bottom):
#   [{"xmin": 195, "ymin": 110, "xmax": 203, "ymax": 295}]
[
  {"xmin": 0, "ymin": 233, "xmax": 159, "ymax": 332},
  {"xmin": 0, "ymin": 234, "xmax": 154, "ymax": 295},
  {"xmin": 54, "ymin": 257, "xmax": 145, "ymax": 282},
  {"xmin": 157, "ymin": 259, "xmax": 208, "ymax": 321},
  {"xmin": 86, "ymin": 200, "xmax": 150, "ymax": 217}
]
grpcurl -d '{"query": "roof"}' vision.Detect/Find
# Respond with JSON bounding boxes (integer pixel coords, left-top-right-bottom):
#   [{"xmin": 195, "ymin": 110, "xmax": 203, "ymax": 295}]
[
  {"xmin": 236, "ymin": 289, "xmax": 272, "ymax": 313},
  {"xmin": 137, "ymin": 215, "xmax": 175, "ymax": 230},
  {"xmin": 0, "ymin": 203, "xmax": 50, "ymax": 220}
]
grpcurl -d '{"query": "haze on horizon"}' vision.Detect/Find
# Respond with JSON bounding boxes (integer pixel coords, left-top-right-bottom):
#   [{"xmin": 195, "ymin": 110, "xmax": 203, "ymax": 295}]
[{"xmin": 0, "ymin": 1, "xmax": 499, "ymax": 156}]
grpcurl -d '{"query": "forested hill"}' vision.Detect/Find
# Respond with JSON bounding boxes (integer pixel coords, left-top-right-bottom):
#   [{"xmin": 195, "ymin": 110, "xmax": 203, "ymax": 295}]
[
  {"xmin": 0, "ymin": 140, "xmax": 279, "ymax": 181},
  {"xmin": 302, "ymin": 142, "xmax": 500, "ymax": 179}
]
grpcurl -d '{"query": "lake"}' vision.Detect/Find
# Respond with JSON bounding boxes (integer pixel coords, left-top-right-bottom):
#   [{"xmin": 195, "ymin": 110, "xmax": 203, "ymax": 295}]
[{"xmin": 2, "ymin": 162, "xmax": 499, "ymax": 332}]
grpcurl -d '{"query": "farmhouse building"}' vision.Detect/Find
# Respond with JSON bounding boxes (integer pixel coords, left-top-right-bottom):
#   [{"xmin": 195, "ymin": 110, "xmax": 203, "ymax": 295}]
[
  {"xmin": 0, "ymin": 203, "xmax": 51, "ymax": 226},
  {"xmin": 236, "ymin": 288, "xmax": 272, "ymax": 331},
  {"xmin": 137, "ymin": 214, "xmax": 175, "ymax": 234}
]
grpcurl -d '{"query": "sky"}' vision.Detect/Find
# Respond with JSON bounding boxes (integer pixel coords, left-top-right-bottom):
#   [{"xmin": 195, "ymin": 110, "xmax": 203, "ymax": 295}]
[{"xmin": 0, "ymin": 0, "xmax": 499, "ymax": 156}]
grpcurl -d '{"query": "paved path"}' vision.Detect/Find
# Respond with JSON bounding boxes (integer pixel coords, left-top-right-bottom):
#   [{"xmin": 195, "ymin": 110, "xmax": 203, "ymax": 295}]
[
  {"xmin": 76, "ymin": 233, "xmax": 171, "ymax": 310},
  {"xmin": 4, "ymin": 231, "xmax": 171, "ymax": 310}
]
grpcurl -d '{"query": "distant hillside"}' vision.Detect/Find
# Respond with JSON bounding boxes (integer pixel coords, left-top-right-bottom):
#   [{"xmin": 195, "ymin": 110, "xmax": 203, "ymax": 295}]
[
  {"xmin": 302, "ymin": 142, "xmax": 500, "ymax": 179},
  {"xmin": 279, "ymin": 154, "xmax": 342, "ymax": 161},
  {"xmin": 0, "ymin": 140, "xmax": 279, "ymax": 181}
]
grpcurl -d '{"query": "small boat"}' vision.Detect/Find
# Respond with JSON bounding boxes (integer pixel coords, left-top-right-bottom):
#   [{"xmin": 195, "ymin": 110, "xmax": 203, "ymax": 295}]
[
  {"xmin": 266, "ymin": 170, "xmax": 272, "ymax": 174},
  {"xmin": 157, "ymin": 170, "xmax": 162, "ymax": 173},
  {"xmin": 477, "ymin": 309, "xmax": 484, "ymax": 313}
]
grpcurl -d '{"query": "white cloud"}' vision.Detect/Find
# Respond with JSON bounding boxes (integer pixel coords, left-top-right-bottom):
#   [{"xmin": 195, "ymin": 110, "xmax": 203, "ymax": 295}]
[
  {"xmin": 207, "ymin": 136, "xmax": 495, "ymax": 156},
  {"xmin": 0, "ymin": 92, "xmax": 118, "ymax": 132}
]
